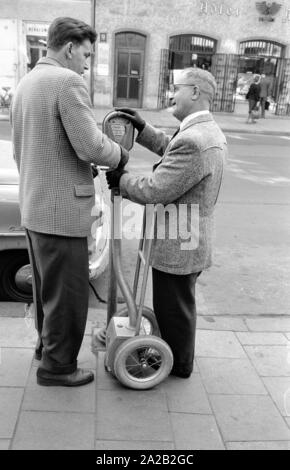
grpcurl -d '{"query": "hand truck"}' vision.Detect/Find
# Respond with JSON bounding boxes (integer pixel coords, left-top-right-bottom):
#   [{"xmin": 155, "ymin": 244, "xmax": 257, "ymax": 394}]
[{"xmin": 92, "ymin": 111, "xmax": 173, "ymax": 390}]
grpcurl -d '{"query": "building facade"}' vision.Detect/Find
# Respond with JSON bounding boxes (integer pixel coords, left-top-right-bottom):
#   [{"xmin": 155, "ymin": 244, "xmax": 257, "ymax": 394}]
[
  {"xmin": 94, "ymin": 0, "xmax": 290, "ymax": 114},
  {"xmin": 1, "ymin": 0, "xmax": 290, "ymax": 114}
]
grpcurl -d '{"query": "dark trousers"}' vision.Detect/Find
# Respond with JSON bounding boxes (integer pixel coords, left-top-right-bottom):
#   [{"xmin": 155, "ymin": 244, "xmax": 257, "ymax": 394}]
[
  {"xmin": 25, "ymin": 230, "xmax": 89, "ymax": 374},
  {"xmin": 152, "ymin": 268, "xmax": 201, "ymax": 375},
  {"xmin": 260, "ymin": 97, "xmax": 266, "ymax": 117}
]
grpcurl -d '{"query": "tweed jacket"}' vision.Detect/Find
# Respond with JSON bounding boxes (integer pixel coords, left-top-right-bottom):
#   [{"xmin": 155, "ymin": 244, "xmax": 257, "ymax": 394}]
[
  {"xmin": 120, "ymin": 113, "xmax": 227, "ymax": 275},
  {"xmin": 10, "ymin": 57, "xmax": 121, "ymax": 237}
]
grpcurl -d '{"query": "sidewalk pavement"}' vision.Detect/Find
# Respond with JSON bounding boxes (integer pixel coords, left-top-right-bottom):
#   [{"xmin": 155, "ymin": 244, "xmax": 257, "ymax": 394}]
[
  {"xmin": 1, "ymin": 302, "xmax": 290, "ymax": 450},
  {"xmin": 1, "ymin": 106, "xmax": 290, "ymax": 135}
]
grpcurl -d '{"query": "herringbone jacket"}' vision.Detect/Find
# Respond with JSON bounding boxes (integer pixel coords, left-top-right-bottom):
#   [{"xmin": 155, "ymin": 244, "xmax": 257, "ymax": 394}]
[
  {"xmin": 120, "ymin": 113, "xmax": 227, "ymax": 274},
  {"xmin": 10, "ymin": 57, "xmax": 121, "ymax": 237}
]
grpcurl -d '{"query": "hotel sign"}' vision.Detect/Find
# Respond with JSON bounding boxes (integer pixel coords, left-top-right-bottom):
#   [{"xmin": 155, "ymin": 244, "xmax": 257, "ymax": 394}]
[{"xmin": 200, "ymin": 1, "xmax": 240, "ymax": 17}]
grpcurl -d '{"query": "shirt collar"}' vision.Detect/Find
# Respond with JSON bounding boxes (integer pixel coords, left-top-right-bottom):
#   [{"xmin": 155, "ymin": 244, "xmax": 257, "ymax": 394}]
[
  {"xmin": 36, "ymin": 56, "xmax": 66, "ymax": 68},
  {"xmin": 180, "ymin": 110, "xmax": 210, "ymax": 131}
]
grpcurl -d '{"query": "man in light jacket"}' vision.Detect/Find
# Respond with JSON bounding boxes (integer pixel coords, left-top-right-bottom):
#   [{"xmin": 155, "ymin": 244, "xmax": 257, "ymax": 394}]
[
  {"xmin": 10, "ymin": 17, "xmax": 128, "ymax": 387},
  {"xmin": 106, "ymin": 68, "xmax": 227, "ymax": 378}
]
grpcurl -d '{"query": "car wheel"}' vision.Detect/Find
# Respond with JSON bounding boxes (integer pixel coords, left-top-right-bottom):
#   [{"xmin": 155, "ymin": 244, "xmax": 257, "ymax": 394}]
[{"xmin": 0, "ymin": 250, "xmax": 33, "ymax": 302}]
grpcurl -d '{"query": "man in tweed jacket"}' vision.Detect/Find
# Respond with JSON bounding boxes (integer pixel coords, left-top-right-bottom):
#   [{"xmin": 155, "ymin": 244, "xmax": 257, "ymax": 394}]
[
  {"xmin": 107, "ymin": 68, "xmax": 227, "ymax": 378},
  {"xmin": 10, "ymin": 18, "xmax": 128, "ymax": 387}
]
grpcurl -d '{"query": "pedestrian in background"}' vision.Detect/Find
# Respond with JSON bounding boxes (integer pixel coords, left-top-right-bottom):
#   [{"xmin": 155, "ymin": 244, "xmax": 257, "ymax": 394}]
[
  {"xmin": 259, "ymin": 73, "xmax": 272, "ymax": 118},
  {"xmin": 106, "ymin": 68, "xmax": 227, "ymax": 378},
  {"xmin": 246, "ymin": 75, "xmax": 261, "ymax": 124},
  {"xmin": 10, "ymin": 17, "xmax": 128, "ymax": 387}
]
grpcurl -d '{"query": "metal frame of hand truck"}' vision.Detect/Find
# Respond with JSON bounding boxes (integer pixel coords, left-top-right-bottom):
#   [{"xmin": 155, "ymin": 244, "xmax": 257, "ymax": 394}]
[{"xmin": 92, "ymin": 111, "xmax": 173, "ymax": 390}]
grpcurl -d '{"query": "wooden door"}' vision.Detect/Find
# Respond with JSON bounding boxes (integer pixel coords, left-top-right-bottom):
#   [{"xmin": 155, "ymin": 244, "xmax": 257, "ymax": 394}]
[{"xmin": 115, "ymin": 49, "xmax": 144, "ymax": 107}]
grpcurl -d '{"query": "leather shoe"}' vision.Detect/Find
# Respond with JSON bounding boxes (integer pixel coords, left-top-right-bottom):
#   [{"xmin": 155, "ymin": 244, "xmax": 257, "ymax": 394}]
[
  {"xmin": 170, "ymin": 367, "xmax": 192, "ymax": 379},
  {"xmin": 37, "ymin": 367, "xmax": 94, "ymax": 387}
]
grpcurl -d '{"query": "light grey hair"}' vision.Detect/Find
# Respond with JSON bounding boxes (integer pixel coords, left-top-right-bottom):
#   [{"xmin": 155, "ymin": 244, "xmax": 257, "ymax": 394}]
[{"xmin": 181, "ymin": 67, "xmax": 217, "ymax": 101}]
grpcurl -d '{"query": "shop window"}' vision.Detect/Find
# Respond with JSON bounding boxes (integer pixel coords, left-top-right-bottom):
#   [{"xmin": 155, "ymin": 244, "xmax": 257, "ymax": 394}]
[
  {"xmin": 169, "ymin": 34, "xmax": 217, "ymax": 71},
  {"xmin": 26, "ymin": 35, "xmax": 47, "ymax": 71}
]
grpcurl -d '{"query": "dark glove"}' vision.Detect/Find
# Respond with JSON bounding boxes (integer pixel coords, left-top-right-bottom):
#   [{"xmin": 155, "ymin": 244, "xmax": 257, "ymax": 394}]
[
  {"xmin": 118, "ymin": 146, "xmax": 129, "ymax": 169},
  {"xmin": 106, "ymin": 168, "xmax": 128, "ymax": 190},
  {"xmin": 91, "ymin": 164, "xmax": 99, "ymax": 178},
  {"xmin": 115, "ymin": 107, "xmax": 146, "ymax": 133}
]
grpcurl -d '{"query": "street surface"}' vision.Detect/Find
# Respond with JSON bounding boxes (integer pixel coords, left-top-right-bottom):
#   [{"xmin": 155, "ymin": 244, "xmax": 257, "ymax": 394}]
[{"xmin": 1, "ymin": 120, "xmax": 290, "ymax": 317}]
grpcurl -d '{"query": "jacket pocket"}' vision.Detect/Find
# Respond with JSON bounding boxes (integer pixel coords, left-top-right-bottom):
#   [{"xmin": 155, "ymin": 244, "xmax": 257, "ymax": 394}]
[{"xmin": 74, "ymin": 184, "xmax": 95, "ymax": 197}]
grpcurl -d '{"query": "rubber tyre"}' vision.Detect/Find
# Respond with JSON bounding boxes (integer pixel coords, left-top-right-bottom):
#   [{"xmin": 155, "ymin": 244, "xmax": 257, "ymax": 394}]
[
  {"xmin": 0, "ymin": 250, "xmax": 33, "ymax": 302},
  {"xmin": 113, "ymin": 335, "xmax": 173, "ymax": 390}
]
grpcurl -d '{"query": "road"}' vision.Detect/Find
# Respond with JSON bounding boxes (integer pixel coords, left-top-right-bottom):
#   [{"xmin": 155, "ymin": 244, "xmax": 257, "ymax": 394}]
[{"xmin": 1, "ymin": 120, "xmax": 290, "ymax": 317}]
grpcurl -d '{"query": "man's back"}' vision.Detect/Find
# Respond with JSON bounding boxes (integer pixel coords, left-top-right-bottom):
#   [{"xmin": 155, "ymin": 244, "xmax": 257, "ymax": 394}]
[{"xmin": 11, "ymin": 58, "xmax": 119, "ymax": 237}]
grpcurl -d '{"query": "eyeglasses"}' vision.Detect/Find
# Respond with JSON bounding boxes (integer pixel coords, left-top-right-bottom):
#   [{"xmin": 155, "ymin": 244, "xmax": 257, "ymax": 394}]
[{"xmin": 169, "ymin": 84, "xmax": 196, "ymax": 93}]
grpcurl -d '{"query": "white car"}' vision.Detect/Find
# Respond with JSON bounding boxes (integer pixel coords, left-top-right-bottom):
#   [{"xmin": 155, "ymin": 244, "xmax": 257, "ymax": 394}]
[{"xmin": 0, "ymin": 167, "xmax": 110, "ymax": 302}]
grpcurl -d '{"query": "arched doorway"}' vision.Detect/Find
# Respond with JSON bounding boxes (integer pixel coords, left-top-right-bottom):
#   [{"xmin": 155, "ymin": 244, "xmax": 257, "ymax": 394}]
[
  {"xmin": 169, "ymin": 34, "xmax": 217, "ymax": 72},
  {"xmin": 238, "ymin": 40, "xmax": 285, "ymax": 104},
  {"xmin": 114, "ymin": 32, "xmax": 146, "ymax": 108}
]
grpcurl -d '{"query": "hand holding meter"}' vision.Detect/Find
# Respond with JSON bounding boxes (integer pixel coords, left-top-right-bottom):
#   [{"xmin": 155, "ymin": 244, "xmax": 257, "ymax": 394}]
[{"xmin": 102, "ymin": 111, "xmax": 135, "ymax": 151}]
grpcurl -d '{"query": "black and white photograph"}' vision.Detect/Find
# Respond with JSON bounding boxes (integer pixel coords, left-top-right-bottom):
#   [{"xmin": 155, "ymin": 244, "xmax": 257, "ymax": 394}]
[{"xmin": 0, "ymin": 0, "xmax": 290, "ymax": 455}]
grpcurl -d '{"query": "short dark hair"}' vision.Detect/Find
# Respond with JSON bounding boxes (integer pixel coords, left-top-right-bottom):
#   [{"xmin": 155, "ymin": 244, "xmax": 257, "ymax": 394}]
[{"xmin": 47, "ymin": 17, "xmax": 97, "ymax": 50}]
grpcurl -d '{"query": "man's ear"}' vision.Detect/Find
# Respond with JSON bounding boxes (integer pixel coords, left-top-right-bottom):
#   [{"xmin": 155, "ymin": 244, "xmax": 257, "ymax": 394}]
[
  {"xmin": 191, "ymin": 85, "xmax": 200, "ymax": 101},
  {"xmin": 65, "ymin": 42, "xmax": 73, "ymax": 59}
]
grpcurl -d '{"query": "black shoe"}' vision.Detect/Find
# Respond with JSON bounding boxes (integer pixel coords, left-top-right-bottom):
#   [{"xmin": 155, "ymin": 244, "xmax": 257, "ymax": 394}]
[
  {"xmin": 37, "ymin": 368, "xmax": 94, "ymax": 387},
  {"xmin": 170, "ymin": 367, "xmax": 192, "ymax": 379}
]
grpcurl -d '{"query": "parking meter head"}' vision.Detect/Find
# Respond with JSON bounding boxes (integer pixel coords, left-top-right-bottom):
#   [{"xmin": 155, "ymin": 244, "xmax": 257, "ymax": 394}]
[{"xmin": 102, "ymin": 111, "xmax": 135, "ymax": 150}]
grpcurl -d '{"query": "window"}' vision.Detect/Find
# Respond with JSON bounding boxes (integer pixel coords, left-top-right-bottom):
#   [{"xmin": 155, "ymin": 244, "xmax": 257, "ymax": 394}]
[{"xmin": 239, "ymin": 40, "xmax": 284, "ymax": 58}]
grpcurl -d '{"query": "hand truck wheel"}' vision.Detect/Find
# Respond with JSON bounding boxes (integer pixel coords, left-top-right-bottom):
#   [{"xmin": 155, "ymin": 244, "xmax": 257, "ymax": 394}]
[{"xmin": 113, "ymin": 335, "xmax": 173, "ymax": 390}]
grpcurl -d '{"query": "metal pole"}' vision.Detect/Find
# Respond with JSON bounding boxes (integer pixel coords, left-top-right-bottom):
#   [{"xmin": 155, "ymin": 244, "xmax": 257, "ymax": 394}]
[{"xmin": 90, "ymin": 0, "xmax": 96, "ymax": 105}]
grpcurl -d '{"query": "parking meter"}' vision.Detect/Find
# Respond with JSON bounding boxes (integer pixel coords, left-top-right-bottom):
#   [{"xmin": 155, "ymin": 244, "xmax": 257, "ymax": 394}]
[{"xmin": 102, "ymin": 111, "xmax": 135, "ymax": 151}]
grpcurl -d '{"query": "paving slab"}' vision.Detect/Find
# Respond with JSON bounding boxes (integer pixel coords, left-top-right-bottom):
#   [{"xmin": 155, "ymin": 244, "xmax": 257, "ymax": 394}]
[
  {"xmin": 12, "ymin": 411, "xmax": 95, "ymax": 450},
  {"xmin": 0, "ymin": 318, "xmax": 37, "ymax": 348},
  {"xmin": 209, "ymin": 395, "xmax": 290, "ymax": 442},
  {"xmin": 197, "ymin": 316, "xmax": 247, "ymax": 332},
  {"xmin": 236, "ymin": 332, "xmax": 289, "ymax": 345},
  {"xmin": 262, "ymin": 377, "xmax": 290, "ymax": 417},
  {"xmin": 226, "ymin": 441, "xmax": 290, "ymax": 450},
  {"xmin": 77, "ymin": 334, "xmax": 97, "ymax": 370},
  {"xmin": 95, "ymin": 352, "xmax": 124, "ymax": 391},
  {"xmin": 0, "ymin": 440, "xmax": 10, "ymax": 450},
  {"xmin": 162, "ymin": 373, "xmax": 212, "ymax": 415},
  {"xmin": 170, "ymin": 413, "xmax": 224, "ymax": 450},
  {"xmin": 195, "ymin": 330, "xmax": 246, "ymax": 358},
  {"xmin": 95, "ymin": 440, "xmax": 175, "ymax": 450},
  {"xmin": 0, "ymin": 388, "xmax": 24, "ymax": 438},
  {"xmin": 197, "ymin": 357, "xmax": 267, "ymax": 395},
  {"xmin": 0, "ymin": 302, "xmax": 25, "ymax": 318},
  {"xmin": 22, "ymin": 368, "xmax": 95, "ymax": 413},
  {"xmin": 0, "ymin": 348, "xmax": 33, "ymax": 387},
  {"xmin": 245, "ymin": 345, "xmax": 290, "ymax": 377},
  {"xmin": 95, "ymin": 389, "xmax": 172, "ymax": 442},
  {"xmin": 246, "ymin": 318, "xmax": 290, "ymax": 332}
]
